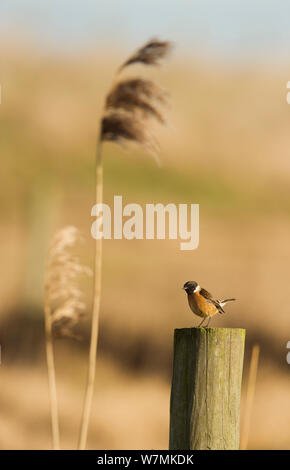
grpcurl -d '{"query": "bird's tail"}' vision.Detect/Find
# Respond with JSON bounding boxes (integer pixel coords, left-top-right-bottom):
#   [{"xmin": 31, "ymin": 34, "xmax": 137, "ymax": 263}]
[{"xmin": 220, "ymin": 298, "xmax": 236, "ymax": 307}]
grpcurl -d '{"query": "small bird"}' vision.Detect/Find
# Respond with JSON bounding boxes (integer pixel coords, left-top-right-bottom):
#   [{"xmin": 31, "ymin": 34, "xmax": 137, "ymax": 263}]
[{"xmin": 182, "ymin": 281, "xmax": 235, "ymax": 327}]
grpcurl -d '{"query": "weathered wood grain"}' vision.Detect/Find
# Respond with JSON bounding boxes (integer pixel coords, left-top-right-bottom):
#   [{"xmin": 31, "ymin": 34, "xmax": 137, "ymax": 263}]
[{"xmin": 169, "ymin": 328, "xmax": 245, "ymax": 450}]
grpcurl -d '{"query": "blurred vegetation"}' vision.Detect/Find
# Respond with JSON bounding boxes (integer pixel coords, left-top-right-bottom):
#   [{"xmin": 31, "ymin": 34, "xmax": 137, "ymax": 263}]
[{"xmin": 1, "ymin": 42, "xmax": 290, "ymax": 449}]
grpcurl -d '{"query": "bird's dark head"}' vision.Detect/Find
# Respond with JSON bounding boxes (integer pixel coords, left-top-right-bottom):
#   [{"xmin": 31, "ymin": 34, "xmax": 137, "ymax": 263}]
[{"xmin": 182, "ymin": 281, "xmax": 199, "ymax": 295}]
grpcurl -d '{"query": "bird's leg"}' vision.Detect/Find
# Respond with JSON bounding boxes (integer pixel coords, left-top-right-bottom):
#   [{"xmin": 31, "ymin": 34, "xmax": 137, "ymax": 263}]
[
  {"xmin": 198, "ymin": 317, "xmax": 206, "ymax": 327},
  {"xmin": 205, "ymin": 317, "xmax": 212, "ymax": 327}
]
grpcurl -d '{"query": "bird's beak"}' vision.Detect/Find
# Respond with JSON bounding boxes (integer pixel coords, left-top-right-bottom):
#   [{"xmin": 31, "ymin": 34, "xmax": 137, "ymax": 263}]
[{"xmin": 181, "ymin": 287, "xmax": 185, "ymax": 290}]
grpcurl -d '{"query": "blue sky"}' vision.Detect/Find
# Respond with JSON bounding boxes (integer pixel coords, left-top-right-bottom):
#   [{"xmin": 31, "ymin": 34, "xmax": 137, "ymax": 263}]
[{"xmin": 1, "ymin": 0, "xmax": 290, "ymax": 60}]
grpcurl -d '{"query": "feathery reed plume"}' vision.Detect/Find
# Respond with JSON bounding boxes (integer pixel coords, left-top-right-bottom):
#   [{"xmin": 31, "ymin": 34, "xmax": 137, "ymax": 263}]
[
  {"xmin": 101, "ymin": 110, "xmax": 159, "ymax": 154},
  {"xmin": 240, "ymin": 344, "xmax": 260, "ymax": 450},
  {"xmin": 106, "ymin": 78, "xmax": 167, "ymax": 123},
  {"xmin": 78, "ymin": 39, "xmax": 172, "ymax": 450},
  {"xmin": 119, "ymin": 38, "xmax": 172, "ymax": 70},
  {"xmin": 108, "ymin": 78, "xmax": 168, "ymax": 103},
  {"xmin": 44, "ymin": 226, "xmax": 92, "ymax": 449}
]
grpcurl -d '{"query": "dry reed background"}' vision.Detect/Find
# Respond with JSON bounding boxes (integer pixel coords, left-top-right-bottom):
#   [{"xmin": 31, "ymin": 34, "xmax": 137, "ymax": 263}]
[{"xmin": 1, "ymin": 39, "xmax": 290, "ymax": 449}]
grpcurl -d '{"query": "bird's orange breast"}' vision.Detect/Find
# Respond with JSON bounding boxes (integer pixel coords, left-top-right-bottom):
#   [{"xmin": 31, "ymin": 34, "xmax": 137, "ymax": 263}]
[{"xmin": 188, "ymin": 292, "xmax": 218, "ymax": 318}]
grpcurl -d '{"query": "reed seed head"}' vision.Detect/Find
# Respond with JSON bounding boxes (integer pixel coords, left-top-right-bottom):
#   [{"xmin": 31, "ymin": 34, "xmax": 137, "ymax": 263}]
[
  {"xmin": 44, "ymin": 226, "xmax": 92, "ymax": 339},
  {"xmin": 106, "ymin": 78, "xmax": 167, "ymax": 123},
  {"xmin": 120, "ymin": 39, "xmax": 172, "ymax": 70},
  {"xmin": 99, "ymin": 38, "xmax": 172, "ymax": 164},
  {"xmin": 101, "ymin": 110, "xmax": 158, "ymax": 153}
]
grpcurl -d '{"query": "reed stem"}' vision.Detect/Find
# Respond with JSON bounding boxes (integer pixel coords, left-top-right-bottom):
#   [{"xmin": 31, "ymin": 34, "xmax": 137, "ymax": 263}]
[
  {"xmin": 240, "ymin": 344, "xmax": 260, "ymax": 450},
  {"xmin": 44, "ymin": 306, "xmax": 60, "ymax": 450},
  {"xmin": 78, "ymin": 138, "xmax": 103, "ymax": 450}
]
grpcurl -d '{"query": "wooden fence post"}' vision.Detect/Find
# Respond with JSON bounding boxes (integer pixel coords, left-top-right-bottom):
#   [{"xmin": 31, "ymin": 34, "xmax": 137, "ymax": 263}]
[{"xmin": 169, "ymin": 327, "xmax": 245, "ymax": 450}]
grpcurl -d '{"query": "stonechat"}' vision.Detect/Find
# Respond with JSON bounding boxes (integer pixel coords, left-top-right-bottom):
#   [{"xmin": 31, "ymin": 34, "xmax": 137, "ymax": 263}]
[{"xmin": 182, "ymin": 281, "xmax": 235, "ymax": 327}]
